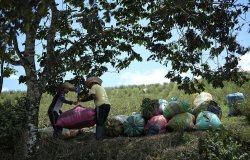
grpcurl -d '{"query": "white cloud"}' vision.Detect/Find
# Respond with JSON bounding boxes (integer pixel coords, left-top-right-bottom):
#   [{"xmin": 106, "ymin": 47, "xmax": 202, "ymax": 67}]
[
  {"xmin": 117, "ymin": 68, "xmax": 170, "ymax": 86},
  {"xmin": 239, "ymin": 54, "xmax": 250, "ymax": 71},
  {"xmin": 2, "ymin": 87, "xmax": 9, "ymax": 92}
]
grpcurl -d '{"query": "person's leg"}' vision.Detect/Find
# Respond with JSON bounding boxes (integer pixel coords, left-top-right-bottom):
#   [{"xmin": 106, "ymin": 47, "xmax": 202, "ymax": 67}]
[
  {"xmin": 48, "ymin": 111, "xmax": 56, "ymax": 130},
  {"xmin": 95, "ymin": 104, "xmax": 110, "ymax": 140},
  {"xmin": 53, "ymin": 111, "xmax": 63, "ymax": 138}
]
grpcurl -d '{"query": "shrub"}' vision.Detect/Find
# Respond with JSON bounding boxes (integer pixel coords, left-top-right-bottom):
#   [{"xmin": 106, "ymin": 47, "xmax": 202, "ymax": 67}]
[
  {"xmin": 0, "ymin": 97, "xmax": 28, "ymax": 149},
  {"xmin": 239, "ymin": 101, "xmax": 250, "ymax": 124},
  {"xmin": 199, "ymin": 130, "xmax": 250, "ymax": 160}
]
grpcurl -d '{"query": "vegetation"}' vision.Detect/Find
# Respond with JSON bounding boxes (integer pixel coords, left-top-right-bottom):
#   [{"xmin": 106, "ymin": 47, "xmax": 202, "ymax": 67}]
[
  {"xmin": 1, "ymin": 0, "xmax": 250, "ymax": 159},
  {"xmin": 0, "ymin": 80, "xmax": 250, "ymax": 159}
]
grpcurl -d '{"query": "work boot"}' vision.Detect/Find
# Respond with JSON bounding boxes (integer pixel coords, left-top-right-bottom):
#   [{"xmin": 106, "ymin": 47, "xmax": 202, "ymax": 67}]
[{"xmin": 96, "ymin": 126, "xmax": 104, "ymax": 140}]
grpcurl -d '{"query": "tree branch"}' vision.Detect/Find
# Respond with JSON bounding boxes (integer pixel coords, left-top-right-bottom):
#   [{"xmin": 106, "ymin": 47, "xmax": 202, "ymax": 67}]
[
  {"xmin": 4, "ymin": 55, "xmax": 22, "ymax": 66},
  {"xmin": 41, "ymin": 1, "xmax": 60, "ymax": 81}
]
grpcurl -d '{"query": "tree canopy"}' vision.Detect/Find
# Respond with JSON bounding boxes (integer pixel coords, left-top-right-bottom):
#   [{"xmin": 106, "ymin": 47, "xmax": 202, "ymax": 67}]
[
  {"xmin": 108, "ymin": 0, "xmax": 250, "ymax": 93},
  {"xmin": 1, "ymin": 0, "xmax": 250, "ymax": 159},
  {"xmin": 1, "ymin": 0, "xmax": 250, "ymax": 94}
]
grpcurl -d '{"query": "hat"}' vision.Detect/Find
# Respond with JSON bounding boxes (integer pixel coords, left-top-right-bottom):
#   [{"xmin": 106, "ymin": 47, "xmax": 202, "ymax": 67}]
[
  {"xmin": 62, "ymin": 82, "xmax": 75, "ymax": 91},
  {"xmin": 85, "ymin": 77, "xmax": 102, "ymax": 88}
]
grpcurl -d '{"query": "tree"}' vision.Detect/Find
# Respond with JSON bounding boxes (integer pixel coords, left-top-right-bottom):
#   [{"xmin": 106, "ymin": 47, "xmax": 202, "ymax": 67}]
[
  {"xmin": 0, "ymin": 0, "xmax": 142, "ymax": 159},
  {"xmin": 0, "ymin": 25, "xmax": 16, "ymax": 93},
  {"xmin": 109, "ymin": 0, "xmax": 250, "ymax": 93},
  {"xmin": 1, "ymin": 0, "xmax": 250, "ymax": 159}
]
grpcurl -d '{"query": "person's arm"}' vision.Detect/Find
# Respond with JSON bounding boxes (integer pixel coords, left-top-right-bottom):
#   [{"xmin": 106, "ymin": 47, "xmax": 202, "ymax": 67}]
[
  {"xmin": 58, "ymin": 93, "xmax": 74, "ymax": 105},
  {"xmin": 79, "ymin": 94, "xmax": 95, "ymax": 102}
]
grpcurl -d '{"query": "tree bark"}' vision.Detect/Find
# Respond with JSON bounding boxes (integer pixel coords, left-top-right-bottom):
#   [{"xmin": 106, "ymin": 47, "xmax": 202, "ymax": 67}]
[
  {"xmin": 0, "ymin": 59, "xmax": 3, "ymax": 94},
  {"xmin": 14, "ymin": 78, "xmax": 44, "ymax": 160}
]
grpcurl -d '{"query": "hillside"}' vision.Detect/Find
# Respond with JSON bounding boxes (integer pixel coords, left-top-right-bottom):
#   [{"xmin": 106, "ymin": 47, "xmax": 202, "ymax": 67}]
[{"xmin": 1, "ymin": 82, "xmax": 250, "ymax": 159}]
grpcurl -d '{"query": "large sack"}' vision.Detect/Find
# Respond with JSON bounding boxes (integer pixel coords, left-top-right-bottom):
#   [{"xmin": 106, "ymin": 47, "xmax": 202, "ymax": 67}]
[
  {"xmin": 62, "ymin": 128, "xmax": 80, "ymax": 139},
  {"xmin": 226, "ymin": 92, "xmax": 245, "ymax": 103},
  {"xmin": 194, "ymin": 111, "xmax": 222, "ymax": 130},
  {"xmin": 144, "ymin": 115, "xmax": 168, "ymax": 135},
  {"xmin": 163, "ymin": 100, "xmax": 191, "ymax": 119},
  {"xmin": 105, "ymin": 115, "xmax": 128, "ymax": 137},
  {"xmin": 56, "ymin": 105, "xmax": 96, "ymax": 129},
  {"xmin": 193, "ymin": 92, "xmax": 213, "ymax": 107},
  {"xmin": 192, "ymin": 100, "xmax": 222, "ymax": 119},
  {"xmin": 226, "ymin": 92, "xmax": 245, "ymax": 116},
  {"xmin": 166, "ymin": 112, "xmax": 195, "ymax": 131},
  {"xmin": 123, "ymin": 113, "xmax": 145, "ymax": 137}
]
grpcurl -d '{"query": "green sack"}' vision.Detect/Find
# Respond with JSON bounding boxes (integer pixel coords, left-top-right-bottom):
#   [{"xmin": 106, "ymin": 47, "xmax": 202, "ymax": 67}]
[
  {"xmin": 194, "ymin": 111, "xmax": 222, "ymax": 130},
  {"xmin": 123, "ymin": 113, "xmax": 145, "ymax": 137},
  {"xmin": 163, "ymin": 101, "xmax": 191, "ymax": 119},
  {"xmin": 167, "ymin": 112, "xmax": 195, "ymax": 131}
]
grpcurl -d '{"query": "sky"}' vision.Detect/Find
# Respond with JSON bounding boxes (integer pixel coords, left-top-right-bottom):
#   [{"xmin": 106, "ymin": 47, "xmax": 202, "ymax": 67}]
[{"xmin": 2, "ymin": 2, "xmax": 250, "ymax": 92}]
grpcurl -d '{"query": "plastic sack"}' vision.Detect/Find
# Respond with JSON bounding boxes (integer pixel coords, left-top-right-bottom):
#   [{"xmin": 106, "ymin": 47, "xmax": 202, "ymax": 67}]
[
  {"xmin": 105, "ymin": 115, "xmax": 128, "ymax": 137},
  {"xmin": 193, "ymin": 92, "xmax": 213, "ymax": 107},
  {"xmin": 192, "ymin": 100, "xmax": 222, "ymax": 119},
  {"xmin": 226, "ymin": 92, "xmax": 245, "ymax": 116},
  {"xmin": 226, "ymin": 92, "xmax": 245, "ymax": 103},
  {"xmin": 194, "ymin": 111, "xmax": 222, "ymax": 130},
  {"xmin": 62, "ymin": 128, "xmax": 80, "ymax": 139},
  {"xmin": 166, "ymin": 112, "xmax": 195, "ymax": 131},
  {"xmin": 123, "ymin": 113, "xmax": 145, "ymax": 137},
  {"xmin": 163, "ymin": 100, "xmax": 191, "ymax": 119},
  {"xmin": 144, "ymin": 115, "xmax": 168, "ymax": 135},
  {"xmin": 56, "ymin": 105, "xmax": 96, "ymax": 129}
]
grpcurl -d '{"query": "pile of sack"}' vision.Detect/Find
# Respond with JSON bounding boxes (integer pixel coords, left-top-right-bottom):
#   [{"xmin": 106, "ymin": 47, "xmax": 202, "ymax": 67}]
[
  {"xmin": 104, "ymin": 92, "xmax": 223, "ymax": 137},
  {"xmin": 53, "ymin": 92, "xmax": 223, "ymax": 138}
]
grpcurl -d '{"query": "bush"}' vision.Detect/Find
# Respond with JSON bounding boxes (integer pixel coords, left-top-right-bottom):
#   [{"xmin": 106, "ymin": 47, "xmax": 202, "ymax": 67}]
[
  {"xmin": 239, "ymin": 101, "xmax": 250, "ymax": 124},
  {"xmin": 0, "ymin": 97, "xmax": 28, "ymax": 149},
  {"xmin": 199, "ymin": 130, "xmax": 250, "ymax": 160}
]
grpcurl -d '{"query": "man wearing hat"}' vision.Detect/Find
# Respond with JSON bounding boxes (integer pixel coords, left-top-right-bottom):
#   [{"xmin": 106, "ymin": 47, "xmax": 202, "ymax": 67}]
[
  {"xmin": 79, "ymin": 77, "xmax": 111, "ymax": 140},
  {"xmin": 48, "ymin": 82, "xmax": 78, "ymax": 138}
]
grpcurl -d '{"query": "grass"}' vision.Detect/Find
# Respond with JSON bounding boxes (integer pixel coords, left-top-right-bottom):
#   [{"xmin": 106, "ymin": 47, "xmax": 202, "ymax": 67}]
[{"xmin": 1, "ymin": 82, "xmax": 250, "ymax": 159}]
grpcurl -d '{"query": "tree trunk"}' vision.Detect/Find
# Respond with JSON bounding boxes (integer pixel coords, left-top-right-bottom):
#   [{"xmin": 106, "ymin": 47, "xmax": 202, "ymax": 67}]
[
  {"xmin": 0, "ymin": 59, "xmax": 4, "ymax": 94},
  {"xmin": 14, "ymin": 80, "xmax": 43, "ymax": 160}
]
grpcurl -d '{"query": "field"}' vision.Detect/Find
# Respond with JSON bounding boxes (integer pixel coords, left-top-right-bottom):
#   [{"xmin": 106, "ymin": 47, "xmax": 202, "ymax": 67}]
[{"xmin": 1, "ymin": 82, "xmax": 250, "ymax": 159}]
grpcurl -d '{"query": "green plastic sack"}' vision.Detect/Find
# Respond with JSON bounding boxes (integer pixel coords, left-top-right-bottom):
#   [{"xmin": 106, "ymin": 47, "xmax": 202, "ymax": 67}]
[
  {"xmin": 163, "ymin": 101, "xmax": 191, "ymax": 119},
  {"xmin": 167, "ymin": 112, "xmax": 195, "ymax": 131},
  {"xmin": 194, "ymin": 111, "xmax": 222, "ymax": 130},
  {"xmin": 123, "ymin": 113, "xmax": 145, "ymax": 137}
]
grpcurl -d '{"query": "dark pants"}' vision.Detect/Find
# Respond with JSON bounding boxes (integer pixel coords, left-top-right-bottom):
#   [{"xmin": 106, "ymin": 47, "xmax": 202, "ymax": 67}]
[
  {"xmin": 48, "ymin": 110, "xmax": 62, "ymax": 137},
  {"xmin": 95, "ymin": 104, "xmax": 110, "ymax": 140},
  {"xmin": 96, "ymin": 104, "xmax": 110, "ymax": 126}
]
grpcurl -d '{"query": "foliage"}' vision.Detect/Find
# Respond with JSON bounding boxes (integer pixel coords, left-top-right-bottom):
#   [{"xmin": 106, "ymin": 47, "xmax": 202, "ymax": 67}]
[
  {"xmin": 199, "ymin": 130, "xmax": 250, "ymax": 160},
  {"xmin": 140, "ymin": 98, "xmax": 159, "ymax": 120},
  {"xmin": 1, "ymin": 0, "xmax": 250, "ymax": 158},
  {"xmin": 110, "ymin": 0, "xmax": 250, "ymax": 93},
  {"xmin": 0, "ymin": 97, "xmax": 27, "ymax": 149},
  {"xmin": 239, "ymin": 101, "xmax": 250, "ymax": 124},
  {"xmin": 1, "ymin": 80, "xmax": 250, "ymax": 159},
  {"xmin": 0, "ymin": 0, "xmax": 249, "ymax": 95}
]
